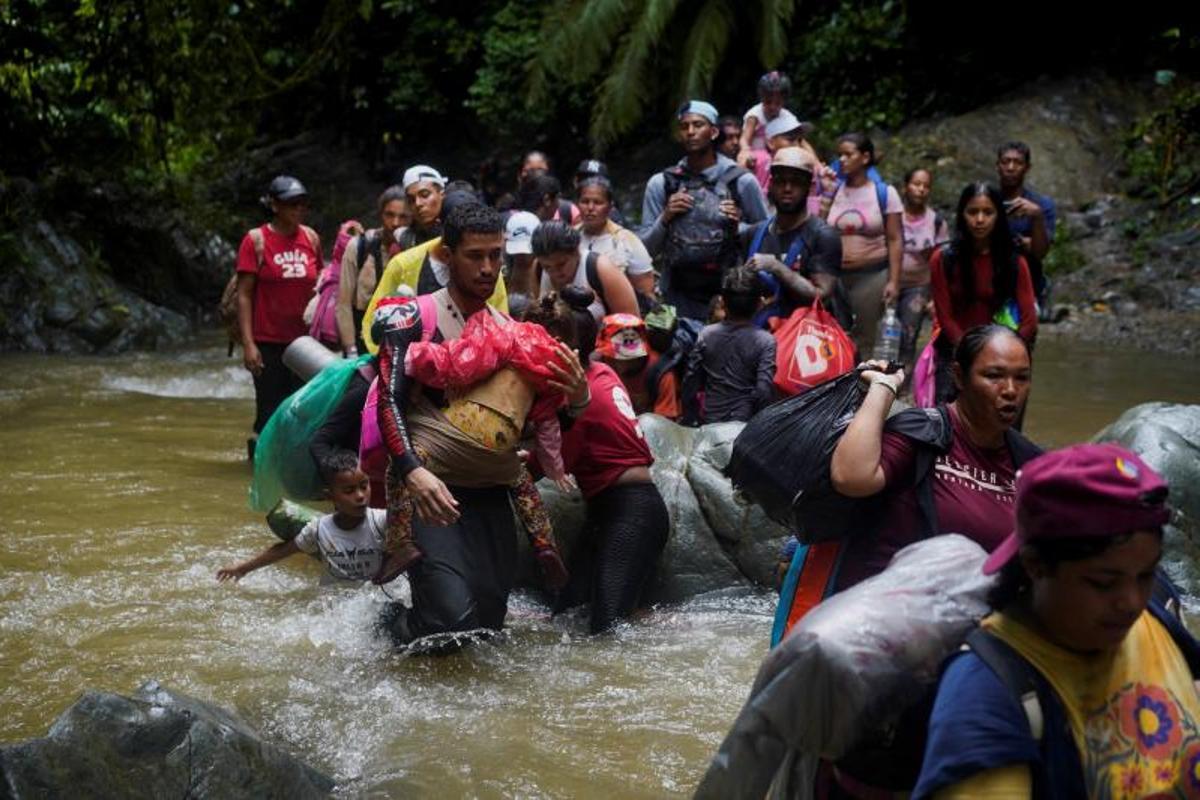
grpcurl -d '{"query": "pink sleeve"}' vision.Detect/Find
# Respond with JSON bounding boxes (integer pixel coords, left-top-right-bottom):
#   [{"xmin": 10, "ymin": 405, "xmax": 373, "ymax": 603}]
[
  {"xmin": 885, "ymin": 185, "xmax": 904, "ymax": 215},
  {"xmin": 534, "ymin": 417, "xmax": 565, "ymax": 481}
]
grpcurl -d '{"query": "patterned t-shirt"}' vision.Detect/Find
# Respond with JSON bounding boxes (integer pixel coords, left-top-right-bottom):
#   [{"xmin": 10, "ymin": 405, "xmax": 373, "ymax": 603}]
[
  {"xmin": 293, "ymin": 508, "xmax": 386, "ymax": 582},
  {"xmin": 828, "ymin": 182, "xmax": 903, "ymax": 269}
]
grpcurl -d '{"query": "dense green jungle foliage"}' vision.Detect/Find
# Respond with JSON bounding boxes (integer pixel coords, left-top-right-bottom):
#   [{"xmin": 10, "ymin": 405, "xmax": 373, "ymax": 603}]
[{"xmin": 1, "ymin": 0, "xmax": 1196, "ymax": 231}]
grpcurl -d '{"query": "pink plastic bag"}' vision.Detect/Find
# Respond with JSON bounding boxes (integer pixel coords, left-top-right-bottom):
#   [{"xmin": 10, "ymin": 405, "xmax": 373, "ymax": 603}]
[
  {"xmin": 405, "ymin": 312, "xmax": 561, "ymax": 390},
  {"xmin": 912, "ymin": 339, "xmax": 936, "ymax": 408},
  {"xmin": 308, "ymin": 220, "xmax": 362, "ymax": 347}
]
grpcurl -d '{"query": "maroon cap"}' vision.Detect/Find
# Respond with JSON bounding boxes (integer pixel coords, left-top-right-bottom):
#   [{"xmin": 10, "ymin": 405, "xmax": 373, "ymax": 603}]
[{"xmin": 982, "ymin": 443, "xmax": 1170, "ymax": 575}]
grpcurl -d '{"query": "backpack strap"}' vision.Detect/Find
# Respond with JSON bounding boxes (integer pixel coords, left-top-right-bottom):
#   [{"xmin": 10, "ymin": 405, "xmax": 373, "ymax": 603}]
[
  {"xmin": 716, "ymin": 164, "xmax": 748, "ymax": 206},
  {"xmin": 583, "ymin": 252, "xmax": 608, "ymax": 309},
  {"xmin": 884, "ymin": 405, "xmax": 953, "ymax": 538},
  {"xmin": 964, "ymin": 629, "xmax": 1046, "ymax": 742},
  {"xmin": 415, "ymin": 294, "xmax": 438, "ymax": 343},
  {"xmin": 746, "ymin": 218, "xmax": 773, "ymax": 260},
  {"xmin": 355, "ymin": 232, "xmax": 371, "ymax": 273},
  {"xmin": 1004, "ymin": 427, "xmax": 1043, "ymax": 468},
  {"xmin": 249, "ymin": 226, "xmax": 266, "ymax": 272}
]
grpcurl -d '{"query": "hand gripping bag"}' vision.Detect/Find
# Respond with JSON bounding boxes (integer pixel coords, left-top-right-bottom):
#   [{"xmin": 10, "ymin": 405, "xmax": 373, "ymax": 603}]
[
  {"xmin": 726, "ymin": 370, "xmax": 871, "ymax": 541},
  {"xmin": 695, "ymin": 534, "xmax": 996, "ymax": 800},
  {"xmin": 771, "ymin": 297, "xmax": 856, "ymax": 396},
  {"xmin": 249, "ymin": 354, "xmax": 373, "ymax": 512}
]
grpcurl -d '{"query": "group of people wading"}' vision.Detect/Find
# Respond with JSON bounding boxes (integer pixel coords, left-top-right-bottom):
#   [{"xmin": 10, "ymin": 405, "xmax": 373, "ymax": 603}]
[{"xmin": 217, "ymin": 72, "xmax": 1199, "ymax": 797}]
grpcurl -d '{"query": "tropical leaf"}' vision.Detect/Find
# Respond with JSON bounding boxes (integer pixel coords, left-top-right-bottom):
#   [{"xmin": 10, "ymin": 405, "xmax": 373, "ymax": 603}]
[
  {"xmin": 677, "ymin": 0, "xmax": 733, "ymax": 102},
  {"xmin": 527, "ymin": 0, "xmax": 631, "ymax": 106},
  {"xmin": 590, "ymin": 0, "xmax": 682, "ymax": 148},
  {"xmin": 756, "ymin": 0, "xmax": 796, "ymax": 67}
]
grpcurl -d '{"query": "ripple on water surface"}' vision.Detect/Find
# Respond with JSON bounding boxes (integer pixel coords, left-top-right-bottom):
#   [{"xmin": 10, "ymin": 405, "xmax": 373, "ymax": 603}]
[{"xmin": 2, "ymin": 335, "xmax": 1195, "ymax": 796}]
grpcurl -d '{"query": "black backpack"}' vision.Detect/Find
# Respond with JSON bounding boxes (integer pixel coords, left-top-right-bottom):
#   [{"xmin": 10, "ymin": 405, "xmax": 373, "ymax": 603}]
[{"xmin": 661, "ymin": 163, "xmax": 747, "ymax": 300}]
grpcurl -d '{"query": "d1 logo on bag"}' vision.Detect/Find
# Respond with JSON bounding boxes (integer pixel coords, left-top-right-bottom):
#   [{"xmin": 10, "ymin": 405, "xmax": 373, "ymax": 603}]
[
  {"xmin": 773, "ymin": 298, "xmax": 856, "ymax": 396},
  {"xmin": 789, "ymin": 328, "xmax": 844, "ymax": 381}
]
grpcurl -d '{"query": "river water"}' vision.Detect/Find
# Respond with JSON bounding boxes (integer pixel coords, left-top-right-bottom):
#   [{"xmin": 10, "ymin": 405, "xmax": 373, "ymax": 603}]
[{"xmin": 1, "ymin": 334, "xmax": 1196, "ymax": 796}]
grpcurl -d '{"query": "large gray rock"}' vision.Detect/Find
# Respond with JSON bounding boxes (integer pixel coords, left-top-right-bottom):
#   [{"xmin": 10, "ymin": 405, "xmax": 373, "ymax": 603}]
[
  {"xmin": 1094, "ymin": 403, "xmax": 1200, "ymax": 597},
  {"xmin": 0, "ymin": 681, "xmax": 333, "ymax": 799}
]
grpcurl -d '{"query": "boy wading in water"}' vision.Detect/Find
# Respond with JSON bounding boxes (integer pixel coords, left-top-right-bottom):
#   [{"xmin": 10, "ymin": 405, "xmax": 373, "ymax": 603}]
[{"xmin": 217, "ymin": 452, "xmax": 387, "ymax": 584}]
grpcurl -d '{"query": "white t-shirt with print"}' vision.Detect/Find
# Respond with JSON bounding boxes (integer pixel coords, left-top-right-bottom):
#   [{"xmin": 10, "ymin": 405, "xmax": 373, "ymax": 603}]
[
  {"xmin": 743, "ymin": 103, "xmax": 770, "ymax": 151},
  {"xmin": 579, "ymin": 220, "xmax": 653, "ymax": 276},
  {"xmin": 293, "ymin": 508, "xmax": 386, "ymax": 582}
]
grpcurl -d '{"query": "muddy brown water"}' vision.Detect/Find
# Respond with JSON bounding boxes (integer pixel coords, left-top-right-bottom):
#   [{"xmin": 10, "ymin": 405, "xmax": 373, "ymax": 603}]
[{"xmin": 0, "ymin": 334, "xmax": 1195, "ymax": 796}]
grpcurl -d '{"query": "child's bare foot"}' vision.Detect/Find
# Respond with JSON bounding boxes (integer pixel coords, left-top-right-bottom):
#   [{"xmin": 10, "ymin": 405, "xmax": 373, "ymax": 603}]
[{"xmin": 372, "ymin": 542, "xmax": 424, "ymax": 585}]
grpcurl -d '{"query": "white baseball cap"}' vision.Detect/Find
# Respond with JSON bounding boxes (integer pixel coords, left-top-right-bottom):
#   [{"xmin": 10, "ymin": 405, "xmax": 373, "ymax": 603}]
[
  {"xmin": 401, "ymin": 165, "xmax": 447, "ymax": 192},
  {"xmin": 504, "ymin": 211, "xmax": 540, "ymax": 255},
  {"xmin": 765, "ymin": 109, "xmax": 802, "ymax": 140}
]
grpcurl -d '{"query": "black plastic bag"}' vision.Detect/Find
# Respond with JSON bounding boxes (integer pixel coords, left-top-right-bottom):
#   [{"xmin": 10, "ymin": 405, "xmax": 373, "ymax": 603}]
[{"xmin": 727, "ymin": 370, "xmax": 880, "ymax": 543}]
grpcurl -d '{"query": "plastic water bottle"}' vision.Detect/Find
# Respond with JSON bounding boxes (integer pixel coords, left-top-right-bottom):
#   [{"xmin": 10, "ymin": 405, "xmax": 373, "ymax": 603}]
[{"xmin": 873, "ymin": 306, "xmax": 902, "ymax": 364}]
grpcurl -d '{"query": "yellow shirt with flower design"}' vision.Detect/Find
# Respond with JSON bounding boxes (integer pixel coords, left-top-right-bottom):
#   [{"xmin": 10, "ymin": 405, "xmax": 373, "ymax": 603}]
[{"xmin": 973, "ymin": 610, "xmax": 1200, "ymax": 797}]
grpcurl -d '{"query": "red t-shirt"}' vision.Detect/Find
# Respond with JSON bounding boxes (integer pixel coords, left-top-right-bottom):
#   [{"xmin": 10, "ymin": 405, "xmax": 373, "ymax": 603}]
[
  {"xmin": 929, "ymin": 248, "xmax": 1037, "ymax": 345},
  {"xmin": 235, "ymin": 225, "xmax": 320, "ymax": 344},
  {"xmin": 837, "ymin": 405, "xmax": 1017, "ymax": 589},
  {"xmin": 559, "ymin": 363, "xmax": 654, "ymax": 499}
]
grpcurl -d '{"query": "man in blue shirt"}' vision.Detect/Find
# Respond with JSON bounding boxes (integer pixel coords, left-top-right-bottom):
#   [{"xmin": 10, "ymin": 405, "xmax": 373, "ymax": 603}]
[{"xmin": 996, "ymin": 141, "xmax": 1056, "ymax": 316}]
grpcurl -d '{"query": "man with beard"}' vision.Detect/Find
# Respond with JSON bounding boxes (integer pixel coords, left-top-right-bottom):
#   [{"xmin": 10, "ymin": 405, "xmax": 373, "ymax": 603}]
[
  {"xmin": 741, "ymin": 147, "xmax": 847, "ymax": 330},
  {"xmin": 640, "ymin": 100, "xmax": 768, "ymax": 322},
  {"xmin": 373, "ymin": 203, "xmax": 586, "ymax": 650}
]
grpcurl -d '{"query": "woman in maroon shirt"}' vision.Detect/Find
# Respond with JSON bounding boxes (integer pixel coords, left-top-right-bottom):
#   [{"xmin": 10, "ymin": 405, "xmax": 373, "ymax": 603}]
[
  {"xmin": 830, "ymin": 325, "xmax": 1040, "ymax": 591},
  {"xmin": 527, "ymin": 289, "xmax": 670, "ymax": 634},
  {"xmin": 929, "ymin": 182, "xmax": 1036, "ymax": 405}
]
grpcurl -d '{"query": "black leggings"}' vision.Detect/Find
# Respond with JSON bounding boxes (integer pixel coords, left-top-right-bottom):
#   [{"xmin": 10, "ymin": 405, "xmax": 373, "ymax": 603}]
[
  {"xmin": 251, "ymin": 341, "xmax": 303, "ymax": 434},
  {"xmin": 558, "ymin": 482, "xmax": 670, "ymax": 634}
]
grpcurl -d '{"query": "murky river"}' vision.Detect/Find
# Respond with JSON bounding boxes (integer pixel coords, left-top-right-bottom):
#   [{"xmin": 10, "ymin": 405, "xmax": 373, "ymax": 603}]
[{"xmin": 0, "ymin": 333, "xmax": 1196, "ymax": 796}]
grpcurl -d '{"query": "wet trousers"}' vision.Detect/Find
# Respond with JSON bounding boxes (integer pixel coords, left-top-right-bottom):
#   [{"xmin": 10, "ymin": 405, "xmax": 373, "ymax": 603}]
[
  {"xmin": 382, "ymin": 485, "xmax": 518, "ymax": 647},
  {"xmin": 557, "ymin": 482, "xmax": 670, "ymax": 634},
  {"xmin": 252, "ymin": 341, "xmax": 303, "ymax": 434}
]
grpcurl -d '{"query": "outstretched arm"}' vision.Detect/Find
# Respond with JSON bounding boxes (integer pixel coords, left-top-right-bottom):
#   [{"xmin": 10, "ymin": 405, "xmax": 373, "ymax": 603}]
[{"xmin": 217, "ymin": 540, "xmax": 301, "ymax": 582}]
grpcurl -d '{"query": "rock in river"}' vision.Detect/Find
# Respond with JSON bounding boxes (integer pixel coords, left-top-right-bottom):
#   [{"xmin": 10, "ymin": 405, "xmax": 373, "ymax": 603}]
[
  {"xmin": 1094, "ymin": 403, "xmax": 1200, "ymax": 598},
  {"xmin": 0, "ymin": 681, "xmax": 334, "ymax": 799}
]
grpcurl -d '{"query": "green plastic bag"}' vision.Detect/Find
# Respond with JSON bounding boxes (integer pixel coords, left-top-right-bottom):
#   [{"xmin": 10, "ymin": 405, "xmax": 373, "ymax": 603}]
[{"xmin": 249, "ymin": 355, "xmax": 372, "ymax": 511}]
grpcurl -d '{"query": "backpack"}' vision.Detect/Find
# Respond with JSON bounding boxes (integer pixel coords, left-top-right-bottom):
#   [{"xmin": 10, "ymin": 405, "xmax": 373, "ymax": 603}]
[
  {"xmin": 644, "ymin": 316, "xmax": 702, "ymax": 408},
  {"xmin": 219, "ymin": 224, "xmax": 319, "ymax": 356},
  {"xmin": 306, "ymin": 227, "xmax": 378, "ymax": 349},
  {"xmin": 582, "ymin": 252, "xmax": 606, "ymax": 307},
  {"xmin": 661, "ymin": 163, "xmax": 747, "ymax": 301},
  {"xmin": 829, "ymin": 159, "xmax": 890, "ymax": 221}
]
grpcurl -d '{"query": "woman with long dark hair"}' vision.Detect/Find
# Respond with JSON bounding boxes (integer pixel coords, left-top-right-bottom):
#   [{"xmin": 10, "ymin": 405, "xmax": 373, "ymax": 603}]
[
  {"xmin": 831, "ymin": 325, "xmax": 1040, "ymax": 592},
  {"xmin": 930, "ymin": 182, "xmax": 1037, "ymax": 403}
]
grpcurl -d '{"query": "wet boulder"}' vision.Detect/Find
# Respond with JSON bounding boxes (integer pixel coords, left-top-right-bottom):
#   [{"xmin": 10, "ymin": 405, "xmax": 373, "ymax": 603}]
[
  {"xmin": 1094, "ymin": 403, "xmax": 1200, "ymax": 597},
  {"xmin": 0, "ymin": 680, "xmax": 333, "ymax": 799}
]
